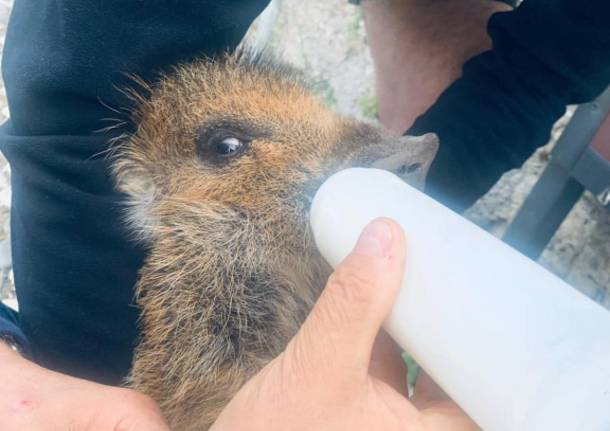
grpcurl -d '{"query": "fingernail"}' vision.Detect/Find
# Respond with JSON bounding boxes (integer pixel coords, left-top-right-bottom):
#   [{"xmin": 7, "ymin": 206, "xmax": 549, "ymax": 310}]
[{"xmin": 354, "ymin": 220, "xmax": 393, "ymax": 257}]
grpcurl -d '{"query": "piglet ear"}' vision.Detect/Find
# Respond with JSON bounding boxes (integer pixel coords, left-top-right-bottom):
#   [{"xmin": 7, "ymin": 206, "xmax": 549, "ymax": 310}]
[
  {"xmin": 114, "ymin": 158, "xmax": 156, "ymax": 200},
  {"xmin": 371, "ymin": 133, "xmax": 439, "ymax": 189},
  {"xmin": 112, "ymin": 158, "xmax": 158, "ymax": 242}
]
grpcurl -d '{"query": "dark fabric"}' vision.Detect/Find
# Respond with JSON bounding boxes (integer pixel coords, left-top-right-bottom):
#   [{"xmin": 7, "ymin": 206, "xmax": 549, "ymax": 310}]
[
  {"xmin": 0, "ymin": 0, "xmax": 270, "ymax": 385},
  {"xmin": 411, "ymin": 0, "xmax": 610, "ymax": 212},
  {"xmin": 496, "ymin": 0, "xmax": 519, "ymax": 7}
]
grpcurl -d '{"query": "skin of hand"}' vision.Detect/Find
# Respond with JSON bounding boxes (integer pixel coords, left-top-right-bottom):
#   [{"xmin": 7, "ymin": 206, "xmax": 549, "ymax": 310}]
[
  {"xmin": 210, "ymin": 218, "xmax": 478, "ymax": 431},
  {"xmin": 0, "ymin": 343, "xmax": 170, "ymax": 431}
]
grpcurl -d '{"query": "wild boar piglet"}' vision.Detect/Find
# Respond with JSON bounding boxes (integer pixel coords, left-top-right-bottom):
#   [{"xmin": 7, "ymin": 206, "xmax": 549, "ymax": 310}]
[{"xmin": 114, "ymin": 53, "xmax": 438, "ymax": 431}]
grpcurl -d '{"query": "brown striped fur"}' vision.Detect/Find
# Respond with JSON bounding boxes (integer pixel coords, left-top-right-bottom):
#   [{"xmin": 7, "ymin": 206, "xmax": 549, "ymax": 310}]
[{"xmin": 113, "ymin": 52, "xmax": 437, "ymax": 430}]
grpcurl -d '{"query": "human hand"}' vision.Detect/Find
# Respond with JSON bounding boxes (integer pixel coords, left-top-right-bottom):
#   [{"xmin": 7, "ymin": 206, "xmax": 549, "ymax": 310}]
[
  {"xmin": 0, "ymin": 343, "xmax": 170, "ymax": 431},
  {"xmin": 211, "ymin": 218, "xmax": 478, "ymax": 431}
]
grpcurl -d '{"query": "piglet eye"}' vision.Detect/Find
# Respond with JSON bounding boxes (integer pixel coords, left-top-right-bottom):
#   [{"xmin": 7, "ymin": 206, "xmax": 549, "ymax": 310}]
[
  {"xmin": 195, "ymin": 124, "xmax": 256, "ymax": 163},
  {"xmin": 214, "ymin": 137, "xmax": 243, "ymax": 156}
]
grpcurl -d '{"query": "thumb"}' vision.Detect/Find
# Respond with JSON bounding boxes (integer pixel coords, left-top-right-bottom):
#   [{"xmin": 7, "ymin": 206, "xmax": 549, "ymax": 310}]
[{"xmin": 287, "ymin": 218, "xmax": 406, "ymax": 383}]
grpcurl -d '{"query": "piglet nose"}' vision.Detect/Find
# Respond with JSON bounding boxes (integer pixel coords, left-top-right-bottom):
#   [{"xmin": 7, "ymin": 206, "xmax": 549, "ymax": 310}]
[
  {"xmin": 368, "ymin": 133, "xmax": 439, "ymax": 189},
  {"xmin": 304, "ymin": 133, "xmax": 438, "ymax": 205}
]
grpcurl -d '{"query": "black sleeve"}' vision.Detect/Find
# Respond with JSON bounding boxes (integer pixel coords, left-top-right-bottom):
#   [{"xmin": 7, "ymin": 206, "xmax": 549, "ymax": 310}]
[{"xmin": 409, "ymin": 0, "xmax": 610, "ymax": 212}]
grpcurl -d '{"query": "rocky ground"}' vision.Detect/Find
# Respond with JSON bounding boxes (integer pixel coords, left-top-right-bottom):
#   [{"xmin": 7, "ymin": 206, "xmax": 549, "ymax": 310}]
[{"xmin": 1, "ymin": 0, "xmax": 609, "ymax": 309}]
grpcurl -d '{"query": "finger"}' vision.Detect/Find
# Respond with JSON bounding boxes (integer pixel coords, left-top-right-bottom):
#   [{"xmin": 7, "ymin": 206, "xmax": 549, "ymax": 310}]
[
  {"xmin": 411, "ymin": 371, "xmax": 448, "ymax": 409},
  {"xmin": 369, "ymin": 329, "xmax": 408, "ymax": 397},
  {"xmin": 413, "ymin": 372, "xmax": 480, "ymax": 431},
  {"xmin": 287, "ymin": 218, "xmax": 406, "ymax": 382},
  {"xmin": 368, "ymin": 372, "xmax": 479, "ymax": 431},
  {"xmin": 103, "ymin": 390, "xmax": 172, "ymax": 431},
  {"xmin": 419, "ymin": 400, "xmax": 480, "ymax": 431}
]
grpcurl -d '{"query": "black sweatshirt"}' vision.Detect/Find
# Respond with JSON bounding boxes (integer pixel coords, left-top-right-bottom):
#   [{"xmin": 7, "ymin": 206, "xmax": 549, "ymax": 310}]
[
  {"xmin": 412, "ymin": 0, "xmax": 610, "ymax": 211},
  {"xmin": 0, "ymin": 0, "xmax": 609, "ymax": 385}
]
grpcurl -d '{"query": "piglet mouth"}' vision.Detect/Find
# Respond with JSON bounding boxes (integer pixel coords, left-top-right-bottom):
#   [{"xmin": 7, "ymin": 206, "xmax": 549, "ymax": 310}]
[
  {"xmin": 301, "ymin": 191, "xmax": 314, "ymax": 206},
  {"xmin": 300, "ymin": 184, "xmax": 319, "ymax": 209}
]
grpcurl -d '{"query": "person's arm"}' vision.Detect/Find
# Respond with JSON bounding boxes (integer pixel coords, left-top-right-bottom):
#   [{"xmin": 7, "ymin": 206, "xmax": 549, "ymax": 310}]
[{"xmin": 409, "ymin": 0, "xmax": 610, "ymax": 212}]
